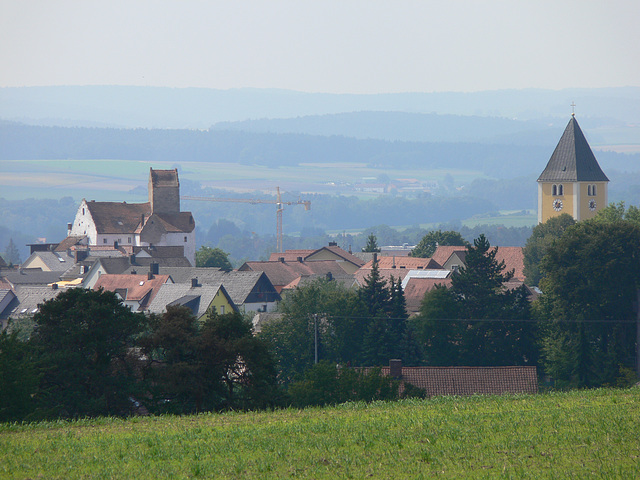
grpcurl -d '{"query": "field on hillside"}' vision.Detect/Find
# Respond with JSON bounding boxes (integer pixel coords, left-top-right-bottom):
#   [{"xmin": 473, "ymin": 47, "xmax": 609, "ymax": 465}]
[
  {"xmin": 0, "ymin": 158, "xmax": 485, "ymax": 201},
  {"xmin": 1, "ymin": 388, "xmax": 638, "ymax": 479}
]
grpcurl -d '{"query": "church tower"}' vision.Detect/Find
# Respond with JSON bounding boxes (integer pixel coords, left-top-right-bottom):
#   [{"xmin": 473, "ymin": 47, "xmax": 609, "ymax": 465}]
[{"xmin": 537, "ymin": 115, "xmax": 608, "ymax": 224}]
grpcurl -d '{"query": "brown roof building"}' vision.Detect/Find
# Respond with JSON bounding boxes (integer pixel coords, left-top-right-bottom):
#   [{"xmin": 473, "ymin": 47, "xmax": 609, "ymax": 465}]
[
  {"xmin": 379, "ymin": 361, "xmax": 538, "ymax": 396},
  {"xmin": 68, "ymin": 168, "xmax": 196, "ymax": 266}
]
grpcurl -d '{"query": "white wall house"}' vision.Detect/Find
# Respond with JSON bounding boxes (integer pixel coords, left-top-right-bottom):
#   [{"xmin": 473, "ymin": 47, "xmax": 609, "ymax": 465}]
[{"xmin": 68, "ymin": 169, "xmax": 196, "ymax": 266}]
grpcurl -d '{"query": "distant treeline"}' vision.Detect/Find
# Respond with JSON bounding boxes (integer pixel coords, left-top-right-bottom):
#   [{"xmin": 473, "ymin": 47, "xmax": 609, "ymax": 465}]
[{"xmin": 1, "ymin": 122, "xmax": 550, "ymax": 178}]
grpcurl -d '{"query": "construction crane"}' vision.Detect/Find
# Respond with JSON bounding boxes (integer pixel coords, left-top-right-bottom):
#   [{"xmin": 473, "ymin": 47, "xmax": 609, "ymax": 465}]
[{"xmin": 181, "ymin": 187, "xmax": 311, "ymax": 253}]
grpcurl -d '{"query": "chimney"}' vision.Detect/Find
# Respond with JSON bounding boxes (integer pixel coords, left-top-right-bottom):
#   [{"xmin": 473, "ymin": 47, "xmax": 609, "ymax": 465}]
[
  {"xmin": 148, "ymin": 271, "xmax": 154, "ymax": 280},
  {"xmin": 328, "ymin": 241, "xmax": 337, "ymax": 247},
  {"xmin": 141, "ymin": 213, "xmax": 145, "ymax": 225},
  {"xmin": 150, "ymin": 263, "xmax": 159, "ymax": 275},
  {"xmin": 51, "ymin": 283, "xmax": 58, "ymax": 290},
  {"xmin": 389, "ymin": 359, "xmax": 402, "ymax": 378},
  {"xmin": 297, "ymin": 256, "xmax": 303, "ymax": 262},
  {"xmin": 373, "ymin": 252, "xmax": 378, "ymax": 264},
  {"xmin": 191, "ymin": 278, "xmax": 199, "ymax": 288},
  {"xmin": 326, "ymin": 272, "xmax": 333, "ymax": 281},
  {"xmin": 279, "ymin": 257, "xmax": 285, "ymax": 263},
  {"xmin": 74, "ymin": 250, "xmax": 88, "ymax": 263},
  {"xmin": 67, "ymin": 223, "xmax": 72, "ymax": 235},
  {"xmin": 129, "ymin": 254, "xmax": 136, "ymax": 265},
  {"xmin": 392, "ymin": 256, "xmax": 396, "ymax": 269}
]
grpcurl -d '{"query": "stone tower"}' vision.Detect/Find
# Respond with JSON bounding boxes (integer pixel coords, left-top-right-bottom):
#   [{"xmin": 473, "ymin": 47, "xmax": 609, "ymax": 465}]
[
  {"xmin": 148, "ymin": 168, "xmax": 180, "ymax": 214},
  {"xmin": 537, "ymin": 115, "xmax": 608, "ymax": 224}
]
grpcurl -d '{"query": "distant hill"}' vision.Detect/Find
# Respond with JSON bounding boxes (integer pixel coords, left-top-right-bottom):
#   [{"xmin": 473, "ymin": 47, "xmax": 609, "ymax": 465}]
[
  {"xmin": 211, "ymin": 111, "xmax": 558, "ymax": 145},
  {"xmin": 2, "ymin": 86, "xmax": 640, "ymax": 131}
]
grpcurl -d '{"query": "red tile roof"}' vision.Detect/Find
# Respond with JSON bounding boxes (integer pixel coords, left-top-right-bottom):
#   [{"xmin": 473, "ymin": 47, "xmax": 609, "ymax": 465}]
[
  {"xmin": 354, "ymin": 267, "xmax": 412, "ymax": 287},
  {"xmin": 86, "ymin": 201, "xmax": 150, "ymax": 234},
  {"xmin": 268, "ymin": 250, "xmax": 315, "ymax": 262},
  {"xmin": 240, "ymin": 260, "xmax": 351, "ymax": 292},
  {"xmin": 494, "ymin": 247, "xmax": 525, "ymax": 282},
  {"xmin": 361, "ymin": 256, "xmax": 441, "ymax": 270},
  {"xmin": 380, "ymin": 365, "xmax": 538, "ymax": 396},
  {"xmin": 403, "ymin": 277, "xmax": 453, "ymax": 314},
  {"xmin": 431, "ymin": 246, "xmax": 468, "ymax": 267},
  {"xmin": 93, "ymin": 274, "xmax": 170, "ymax": 310}
]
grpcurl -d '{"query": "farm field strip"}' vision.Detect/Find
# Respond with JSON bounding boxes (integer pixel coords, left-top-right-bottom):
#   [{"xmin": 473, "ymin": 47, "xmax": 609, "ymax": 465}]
[{"xmin": 1, "ymin": 388, "xmax": 638, "ymax": 479}]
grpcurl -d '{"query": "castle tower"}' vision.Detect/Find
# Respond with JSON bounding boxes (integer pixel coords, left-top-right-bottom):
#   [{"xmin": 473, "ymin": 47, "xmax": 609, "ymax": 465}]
[
  {"xmin": 148, "ymin": 168, "xmax": 180, "ymax": 214},
  {"xmin": 537, "ymin": 115, "xmax": 608, "ymax": 224}
]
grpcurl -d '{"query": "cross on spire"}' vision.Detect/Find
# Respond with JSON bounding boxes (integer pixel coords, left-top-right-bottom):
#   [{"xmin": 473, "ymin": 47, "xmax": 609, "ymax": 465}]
[{"xmin": 571, "ymin": 101, "xmax": 576, "ymax": 116}]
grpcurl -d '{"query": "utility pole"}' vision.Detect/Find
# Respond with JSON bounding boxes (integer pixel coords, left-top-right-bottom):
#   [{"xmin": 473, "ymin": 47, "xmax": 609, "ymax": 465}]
[{"xmin": 314, "ymin": 313, "xmax": 318, "ymax": 364}]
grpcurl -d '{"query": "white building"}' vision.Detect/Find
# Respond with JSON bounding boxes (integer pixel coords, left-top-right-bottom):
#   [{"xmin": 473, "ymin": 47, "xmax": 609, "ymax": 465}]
[{"xmin": 68, "ymin": 169, "xmax": 196, "ymax": 265}]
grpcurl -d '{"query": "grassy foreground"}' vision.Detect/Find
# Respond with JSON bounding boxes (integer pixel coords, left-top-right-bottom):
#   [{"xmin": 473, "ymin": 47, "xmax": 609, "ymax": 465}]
[{"xmin": 1, "ymin": 388, "xmax": 639, "ymax": 479}]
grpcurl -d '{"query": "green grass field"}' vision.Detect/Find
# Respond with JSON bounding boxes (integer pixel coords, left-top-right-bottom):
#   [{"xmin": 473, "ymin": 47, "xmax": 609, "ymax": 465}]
[{"xmin": 1, "ymin": 388, "xmax": 638, "ymax": 479}]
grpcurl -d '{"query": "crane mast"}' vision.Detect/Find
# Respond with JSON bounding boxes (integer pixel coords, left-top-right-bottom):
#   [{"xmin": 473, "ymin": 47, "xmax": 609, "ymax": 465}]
[{"xmin": 181, "ymin": 188, "xmax": 311, "ymax": 253}]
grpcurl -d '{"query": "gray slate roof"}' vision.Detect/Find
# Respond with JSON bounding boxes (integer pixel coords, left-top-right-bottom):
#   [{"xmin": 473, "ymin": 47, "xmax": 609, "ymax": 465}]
[
  {"xmin": 120, "ymin": 266, "xmax": 278, "ymax": 306},
  {"xmin": 537, "ymin": 116, "xmax": 609, "ymax": 183},
  {"xmin": 24, "ymin": 251, "xmax": 75, "ymax": 272},
  {"xmin": 1, "ymin": 285, "xmax": 63, "ymax": 320},
  {"xmin": 1, "ymin": 269, "xmax": 63, "ymax": 286},
  {"xmin": 148, "ymin": 282, "xmax": 235, "ymax": 318}
]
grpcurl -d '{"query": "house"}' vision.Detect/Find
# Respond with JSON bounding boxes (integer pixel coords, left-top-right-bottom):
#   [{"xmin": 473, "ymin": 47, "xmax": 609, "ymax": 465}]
[
  {"xmin": 269, "ymin": 243, "xmax": 365, "ymax": 274},
  {"xmin": 117, "ymin": 266, "xmax": 281, "ymax": 313},
  {"xmin": 0, "ymin": 284, "xmax": 63, "ymax": 327},
  {"xmin": 431, "ymin": 245, "xmax": 526, "ymax": 282},
  {"xmin": 403, "ymin": 276, "xmax": 453, "ymax": 316},
  {"xmin": 538, "ymin": 115, "xmax": 609, "ymax": 223},
  {"xmin": 354, "ymin": 254, "xmax": 443, "ymax": 287},
  {"xmin": 377, "ymin": 360, "xmax": 538, "ymax": 396},
  {"xmin": 67, "ymin": 168, "xmax": 196, "ymax": 265},
  {"xmin": 93, "ymin": 273, "xmax": 172, "ymax": 312},
  {"xmin": 148, "ymin": 281, "xmax": 237, "ymax": 320},
  {"xmin": 82, "ymin": 250, "xmax": 192, "ymax": 289},
  {"xmin": 239, "ymin": 259, "xmax": 352, "ymax": 293}
]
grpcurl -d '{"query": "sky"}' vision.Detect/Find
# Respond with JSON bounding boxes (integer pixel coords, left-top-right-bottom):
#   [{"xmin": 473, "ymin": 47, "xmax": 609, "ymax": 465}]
[{"xmin": 1, "ymin": 0, "xmax": 639, "ymax": 94}]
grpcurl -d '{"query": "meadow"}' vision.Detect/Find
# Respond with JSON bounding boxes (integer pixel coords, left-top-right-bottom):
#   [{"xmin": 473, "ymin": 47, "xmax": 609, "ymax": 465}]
[{"xmin": 1, "ymin": 388, "xmax": 638, "ymax": 479}]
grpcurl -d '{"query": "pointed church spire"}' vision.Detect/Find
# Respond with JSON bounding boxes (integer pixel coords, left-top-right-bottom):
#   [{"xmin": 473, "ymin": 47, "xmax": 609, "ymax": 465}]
[{"xmin": 537, "ymin": 116, "xmax": 609, "ymax": 183}]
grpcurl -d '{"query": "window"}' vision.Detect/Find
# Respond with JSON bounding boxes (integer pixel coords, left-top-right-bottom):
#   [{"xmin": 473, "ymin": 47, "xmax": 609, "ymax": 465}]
[
  {"xmin": 558, "ymin": 184, "xmax": 564, "ymax": 196},
  {"xmin": 82, "ymin": 208, "xmax": 85, "ymax": 215},
  {"xmin": 128, "ymin": 237, "xmax": 132, "ymax": 243},
  {"xmin": 592, "ymin": 184, "xmax": 597, "ymax": 196},
  {"xmin": 220, "ymin": 305, "xmax": 225, "ymax": 314},
  {"xmin": 103, "ymin": 238, "xmax": 107, "ymax": 244},
  {"xmin": 184, "ymin": 236, "xmax": 187, "ymax": 242},
  {"xmin": 587, "ymin": 185, "xmax": 592, "ymax": 196},
  {"xmin": 552, "ymin": 185, "xmax": 557, "ymax": 196}
]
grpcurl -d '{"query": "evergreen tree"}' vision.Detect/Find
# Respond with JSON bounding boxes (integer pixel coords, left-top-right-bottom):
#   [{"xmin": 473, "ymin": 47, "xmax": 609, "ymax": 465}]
[
  {"xmin": 413, "ymin": 235, "xmax": 536, "ymax": 366},
  {"xmin": 3, "ymin": 238, "xmax": 21, "ymax": 266},
  {"xmin": 30, "ymin": 288, "xmax": 146, "ymax": 419},
  {"xmin": 362, "ymin": 233, "xmax": 381, "ymax": 252}
]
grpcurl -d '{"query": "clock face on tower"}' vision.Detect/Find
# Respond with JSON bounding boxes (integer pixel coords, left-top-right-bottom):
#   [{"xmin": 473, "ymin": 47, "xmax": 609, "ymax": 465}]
[
  {"xmin": 589, "ymin": 199, "xmax": 597, "ymax": 211},
  {"xmin": 553, "ymin": 198, "xmax": 563, "ymax": 211}
]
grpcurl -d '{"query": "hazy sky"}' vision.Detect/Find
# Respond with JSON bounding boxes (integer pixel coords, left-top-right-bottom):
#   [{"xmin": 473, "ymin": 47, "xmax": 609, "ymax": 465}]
[{"xmin": 1, "ymin": 0, "xmax": 639, "ymax": 94}]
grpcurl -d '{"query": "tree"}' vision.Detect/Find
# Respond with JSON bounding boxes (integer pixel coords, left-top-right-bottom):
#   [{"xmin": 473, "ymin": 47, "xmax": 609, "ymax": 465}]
[
  {"xmin": 0, "ymin": 330, "xmax": 40, "ymax": 422},
  {"xmin": 410, "ymin": 230, "xmax": 468, "ymax": 258},
  {"xmin": 287, "ymin": 361, "xmax": 401, "ymax": 408},
  {"xmin": 3, "ymin": 238, "xmax": 21, "ymax": 266},
  {"xmin": 412, "ymin": 235, "xmax": 536, "ymax": 366},
  {"xmin": 199, "ymin": 310, "xmax": 279, "ymax": 410},
  {"xmin": 523, "ymin": 214, "xmax": 576, "ymax": 286},
  {"xmin": 30, "ymin": 288, "xmax": 146, "ymax": 419},
  {"xmin": 362, "ymin": 233, "xmax": 381, "ymax": 252},
  {"xmin": 259, "ymin": 278, "xmax": 367, "ymax": 383},
  {"xmin": 139, "ymin": 306, "xmax": 203, "ymax": 413},
  {"xmin": 141, "ymin": 306, "xmax": 279, "ymax": 413},
  {"xmin": 538, "ymin": 219, "xmax": 640, "ymax": 388},
  {"xmin": 195, "ymin": 246, "xmax": 233, "ymax": 269}
]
